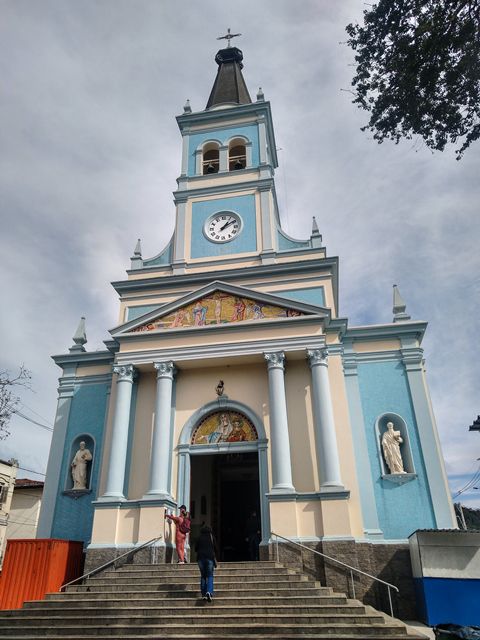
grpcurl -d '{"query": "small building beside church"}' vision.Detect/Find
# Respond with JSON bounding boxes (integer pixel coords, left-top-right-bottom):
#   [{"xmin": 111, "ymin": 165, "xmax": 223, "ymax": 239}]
[{"xmin": 38, "ymin": 42, "xmax": 456, "ymax": 587}]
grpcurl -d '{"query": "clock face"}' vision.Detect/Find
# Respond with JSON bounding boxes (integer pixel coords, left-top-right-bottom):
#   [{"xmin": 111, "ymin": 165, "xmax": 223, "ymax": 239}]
[{"xmin": 204, "ymin": 212, "xmax": 242, "ymax": 243}]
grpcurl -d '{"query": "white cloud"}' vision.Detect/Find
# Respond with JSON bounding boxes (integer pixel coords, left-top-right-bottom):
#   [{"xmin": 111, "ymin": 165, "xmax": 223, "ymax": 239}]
[{"xmin": 1, "ymin": 0, "xmax": 478, "ymax": 509}]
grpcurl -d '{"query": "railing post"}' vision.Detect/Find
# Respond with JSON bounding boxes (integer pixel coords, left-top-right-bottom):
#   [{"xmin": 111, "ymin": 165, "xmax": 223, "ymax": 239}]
[
  {"xmin": 350, "ymin": 569, "xmax": 356, "ymax": 599},
  {"xmin": 275, "ymin": 535, "xmax": 279, "ymax": 563},
  {"xmin": 388, "ymin": 586, "xmax": 394, "ymax": 618}
]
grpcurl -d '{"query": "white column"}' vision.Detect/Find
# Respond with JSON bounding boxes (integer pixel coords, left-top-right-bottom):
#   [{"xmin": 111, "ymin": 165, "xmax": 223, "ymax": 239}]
[
  {"xmin": 264, "ymin": 352, "xmax": 295, "ymax": 493},
  {"xmin": 145, "ymin": 361, "xmax": 176, "ymax": 498},
  {"xmin": 102, "ymin": 364, "xmax": 136, "ymax": 499},
  {"xmin": 307, "ymin": 348, "xmax": 343, "ymax": 488}
]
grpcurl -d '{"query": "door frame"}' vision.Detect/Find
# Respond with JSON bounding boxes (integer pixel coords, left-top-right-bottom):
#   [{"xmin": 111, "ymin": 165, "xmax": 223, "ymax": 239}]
[{"xmin": 176, "ymin": 399, "xmax": 270, "ymax": 544}]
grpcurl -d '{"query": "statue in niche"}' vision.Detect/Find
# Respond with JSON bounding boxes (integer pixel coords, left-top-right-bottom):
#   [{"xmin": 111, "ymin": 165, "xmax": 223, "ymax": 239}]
[
  {"xmin": 382, "ymin": 422, "xmax": 406, "ymax": 474},
  {"xmin": 71, "ymin": 441, "xmax": 93, "ymax": 489}
]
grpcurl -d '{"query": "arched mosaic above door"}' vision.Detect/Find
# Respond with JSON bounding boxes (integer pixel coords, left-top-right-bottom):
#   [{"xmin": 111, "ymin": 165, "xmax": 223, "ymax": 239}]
[{"xmin": 191, "ymin": 410, "xmax": 258, "ymax": 445}]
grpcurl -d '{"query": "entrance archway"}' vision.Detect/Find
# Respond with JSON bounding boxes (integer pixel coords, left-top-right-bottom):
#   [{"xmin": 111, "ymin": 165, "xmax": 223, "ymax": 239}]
[{"xmin": 176, "ymin": 400, "xmax": 270, "ymax": 560}]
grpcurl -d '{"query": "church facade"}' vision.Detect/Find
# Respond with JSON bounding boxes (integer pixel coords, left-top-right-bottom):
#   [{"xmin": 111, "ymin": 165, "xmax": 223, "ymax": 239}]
[{"xmin": 38, "ymin": 44, "xmax": 456, "ymax": 572}]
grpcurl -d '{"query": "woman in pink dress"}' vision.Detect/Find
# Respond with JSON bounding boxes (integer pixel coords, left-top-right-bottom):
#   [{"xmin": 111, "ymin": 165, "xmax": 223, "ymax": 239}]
[{"xmin": 165, "ymin": 505, "xmax": 190, "ymax": 563}]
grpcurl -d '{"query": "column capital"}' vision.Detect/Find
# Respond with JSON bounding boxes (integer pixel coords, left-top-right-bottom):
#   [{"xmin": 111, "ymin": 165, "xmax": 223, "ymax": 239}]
[
  {"xmin": 113, "ymin": 363, "xmax": 136, "ymax": 382},
  {"xmin": 264, "ymin": 351, "xmax": 285, "ymax": 371},
  {"xmin": 307, "ymin": 348, "xmax": 328, "ymax": 368},
  {"xmin": 154, "ymin": 361, "xmax": 176, "ymax": 379}
]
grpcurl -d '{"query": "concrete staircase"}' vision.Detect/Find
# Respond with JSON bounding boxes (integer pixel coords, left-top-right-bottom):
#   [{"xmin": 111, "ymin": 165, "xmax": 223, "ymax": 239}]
[{"xmin": 0, "ymin": 561, "xmax": 426, "ymax": 639}]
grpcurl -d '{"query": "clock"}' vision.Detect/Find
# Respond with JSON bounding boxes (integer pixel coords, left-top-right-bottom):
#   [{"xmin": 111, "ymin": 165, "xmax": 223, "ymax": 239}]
[{"xmin": 204, "ymin": 212, "xmax": 243, "ymax": 243}]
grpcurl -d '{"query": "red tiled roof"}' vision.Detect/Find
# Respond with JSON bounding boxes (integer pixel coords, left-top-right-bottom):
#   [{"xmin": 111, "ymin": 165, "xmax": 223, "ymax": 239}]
[{"xmin": 15, "ymin": 478, "xmax": 44, "ymax": 488}]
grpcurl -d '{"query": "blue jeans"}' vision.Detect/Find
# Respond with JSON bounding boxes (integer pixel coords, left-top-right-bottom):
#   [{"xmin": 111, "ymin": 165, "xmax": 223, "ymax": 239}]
[{"xmin": 198, "ymin": 558, "xmax": 214, "ymax": 596}]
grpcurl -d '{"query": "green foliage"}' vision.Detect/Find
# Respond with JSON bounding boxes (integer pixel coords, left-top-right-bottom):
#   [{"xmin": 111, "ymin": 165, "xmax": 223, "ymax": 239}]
[
  {"xmin": 464, "ymin": 505, "xmax": 480, "ymax": 530},
  {"xmin": 346, "ymin": 0, "xmax": 480, "ymax": 159}
]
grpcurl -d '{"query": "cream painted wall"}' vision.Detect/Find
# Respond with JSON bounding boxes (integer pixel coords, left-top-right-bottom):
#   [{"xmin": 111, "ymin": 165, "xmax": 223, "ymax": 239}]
[
  {"xmin": 285, "ymin": 360, "xmax": 319, "ymax": 492},
  {"xmin": 353, "ymin": 339, "xmax": 401, "ymax": 352},
  {"xmin": 5, "ymin": 487, "xmax": 42, "ymax": 540},
  {"xmin": 127, "ymin": 370, "xmax": 156, "ymax": 499},
  {"xmin": 327, "ymin": 354, "xmax": 364, "ymax": 537},
  {"xmin": 75, "ymin": 365, "xmax": 112, "ymax": 377},
  {"xmin": 118, "ymin": 320, "xmax": 324, "ymax": 354}
]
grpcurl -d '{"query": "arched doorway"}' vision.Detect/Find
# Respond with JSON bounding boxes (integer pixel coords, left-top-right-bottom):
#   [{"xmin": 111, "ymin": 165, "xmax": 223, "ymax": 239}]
[{"xmin": 177, "ymin": 401, "xmax": 270, "ymax": 561}]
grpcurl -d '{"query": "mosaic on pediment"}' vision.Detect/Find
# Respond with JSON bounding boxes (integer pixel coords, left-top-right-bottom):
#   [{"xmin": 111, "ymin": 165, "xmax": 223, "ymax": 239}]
[
  {"xmin": 132, "ymin": 293, "xmax": 304, "ymax": 332},
  {"xmin": 191, "ymin": 410, "xmax": 258, "ymax": 445}
]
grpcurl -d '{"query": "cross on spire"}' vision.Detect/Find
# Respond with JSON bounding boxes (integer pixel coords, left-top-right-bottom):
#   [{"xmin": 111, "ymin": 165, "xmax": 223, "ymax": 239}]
[{"xmin": 217, "ymin": 28, "xmax": 241, "ymax": 48}]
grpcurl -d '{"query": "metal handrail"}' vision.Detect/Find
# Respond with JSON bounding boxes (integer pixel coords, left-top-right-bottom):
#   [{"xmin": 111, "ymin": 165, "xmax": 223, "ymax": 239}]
[
  {"xmin": 271, "ymin": 531, "xmax": 398, "ymax": 617},
  {"xmin": 59, "ymin": 535, "xmax": 163, "ymax": 592}
]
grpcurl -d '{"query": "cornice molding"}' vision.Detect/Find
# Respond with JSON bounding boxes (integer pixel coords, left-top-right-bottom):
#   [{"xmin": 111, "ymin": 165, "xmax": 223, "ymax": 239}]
[
  {"xmin": 115, "ymin": 335, "xmax": 327, "ymax": 367},
  {"xmin": 117, "ymin": 256, "xmax": 339, "ymax": 294}
]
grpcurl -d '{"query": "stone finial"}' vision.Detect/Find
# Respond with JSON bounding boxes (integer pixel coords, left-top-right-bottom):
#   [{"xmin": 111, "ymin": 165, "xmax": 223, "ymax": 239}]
[
  {"xmin": 310, "ymin": 216, "xmax": 322, "ymax": 248},
  {"xmin": 183, "ymin": 99, "xmax": 192, "ymax": 113},
  {"xmin": 130, "ymin": 239, "xmax": 143, "ymax": 270},
  {"xmin": 70, "ymin": 316, "xmax": 87, "ymax": 353},
  {"xmin": 393, "ymin": 285, "xmax": 411, "ymax": 322},
  {"xmin": 256, "ymin": 87, "xmax": 265, "ymax": 102}
]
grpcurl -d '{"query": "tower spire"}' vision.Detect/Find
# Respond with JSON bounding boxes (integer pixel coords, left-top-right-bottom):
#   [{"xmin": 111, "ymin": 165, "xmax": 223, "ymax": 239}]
[{"xmin": 206, "ymin": 40, "xmax": 252, "ymax": 109}]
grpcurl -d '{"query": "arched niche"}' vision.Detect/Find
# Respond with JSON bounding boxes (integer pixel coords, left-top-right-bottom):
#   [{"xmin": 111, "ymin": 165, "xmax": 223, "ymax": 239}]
[
  {"xmin": 65, "ymin": 433, "xmax": 95, "ymax": 492},
  {"xmin": 375, "ymin": 413, "xmax": 416, "ymax": 483}
]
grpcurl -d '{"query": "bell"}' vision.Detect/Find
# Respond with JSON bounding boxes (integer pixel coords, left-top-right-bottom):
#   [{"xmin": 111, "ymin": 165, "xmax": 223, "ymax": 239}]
[
  {"xmin": 234, "ymin": 159, "xmax": 243, "ymax": 170},
  {"xmin": 207, "ymin": 163, "xmax": 216, "ymax": 173}
]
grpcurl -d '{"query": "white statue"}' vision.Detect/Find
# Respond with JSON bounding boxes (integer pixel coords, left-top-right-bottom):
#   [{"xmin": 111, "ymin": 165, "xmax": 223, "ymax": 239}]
[
  {"xmin": 382, "ymin": 422, "xmax": 406, "ymax": 474},
  {"xmin": 71, "ymin": 441, "xmax": 93, "ymax": 489}
]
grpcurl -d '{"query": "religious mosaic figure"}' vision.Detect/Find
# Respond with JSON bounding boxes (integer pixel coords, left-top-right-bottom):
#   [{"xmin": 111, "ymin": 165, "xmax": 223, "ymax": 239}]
[
  {"xmin": 227, "ymin": 417, "xmax": 248, "ymax": 442},
  {"xmin": 193, "ymin": 301, "xmax": 207, "ymax": 326},
  {"xmin": 71, "ymin": 441, "xmax": 93, "ymax": 489},
  {"xmin": 208, "ymin": 413, "xmax": 233, "ymax": 443},
  {"xmin": 382, "ymin": 421, "xmax": 406, "ymax": 474},
  {"xmin": 232, "ymin": 298, "xmax": 246, "ymax": 322},
  {"xmin": 192, "ymin": 410, "xmax": 258, "ymax": 445}
]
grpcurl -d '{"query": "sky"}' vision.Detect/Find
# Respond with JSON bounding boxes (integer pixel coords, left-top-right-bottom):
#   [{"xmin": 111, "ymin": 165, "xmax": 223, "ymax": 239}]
[{"xmin": 1, "ymin": 0, "xmax": 479, "ymax": 510}]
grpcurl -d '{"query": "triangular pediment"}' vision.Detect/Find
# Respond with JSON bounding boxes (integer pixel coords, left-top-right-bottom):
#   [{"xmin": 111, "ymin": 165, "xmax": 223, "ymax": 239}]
[{"xmin": 112, "ymin": 281, "xmax": 329, "ymax": 336}]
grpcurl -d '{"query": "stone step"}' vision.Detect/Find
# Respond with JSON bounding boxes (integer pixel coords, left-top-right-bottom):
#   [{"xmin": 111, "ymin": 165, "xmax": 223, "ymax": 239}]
[
  {"xmin": 63, "ymin": 586, "xmax": 331, "ymax": 599},
  {"xmin": 0, "ymin": 622, "xmax": 413, "ymax": 637},
  {"xmin": 0, "ymin": 613, "xmax": 387, "ymax": 626},
  {"xmin": 66, "ymin": 580, "xmax": 321, "ymax": 593},
  {"xmin": 82, "ymin": 574, "xmax": 311, "ymax": 587},
  {"xmin": 43, "ymin": 593, "xmax": 350, "ymax": 606},
  {"xmin": 21, "ymin": 602, "xmax": 367, "ymax": 616},
  {"xmin": 103, "ymin": 568, "xmax": 295, "ymax": 578},
  {"xmin": 119, "ymin": 561, "xmax": 279, "ymax": 570},
  {"xmin": 0, "ymin": 631, "xmax": 427, "ymax": 640}
]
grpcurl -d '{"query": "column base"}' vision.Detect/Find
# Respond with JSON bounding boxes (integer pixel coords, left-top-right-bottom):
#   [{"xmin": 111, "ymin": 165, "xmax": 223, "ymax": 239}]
[
  {"xmin": 269, "ymin": 484, "xmax": 295, "ymax": 494},
  {"xmin": 141, "ymin": 492, "xmax": 175, "ymax": 504},
  {"xmin": 320, "ymin": 482, "xmax": 345, "ymax": 490},
  {"xmin": 97, "ymin": 493, "xmax": 126, "ymax": 502}
]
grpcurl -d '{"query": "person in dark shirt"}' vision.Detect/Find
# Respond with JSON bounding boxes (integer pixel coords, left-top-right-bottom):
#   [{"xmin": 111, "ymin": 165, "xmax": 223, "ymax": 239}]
[{"xmin": 195, "ymin": 525, "xmax": 217, "ymax": 602}]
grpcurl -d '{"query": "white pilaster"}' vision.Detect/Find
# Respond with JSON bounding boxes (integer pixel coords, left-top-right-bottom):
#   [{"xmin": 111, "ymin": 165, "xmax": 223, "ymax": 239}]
[
  {"xmin": 258, "ymin": 115, "xmax": 267, "ymax": 164},
  {"xmin": 307, "ymin": 348, "xmax": 343, "ymax": 488},
  {"xmin": 102, "ymin": 364, "xmax": 136, "ymax": 500},
  {"xmin": 145, "ymin": 361, "xmax": 176, "ymax": 499},
  {"xmin": 264, "ymin": 352, "xmax": 295, "ymax": 493},
  {"xmin": 180, "ymin": 131, "xmax": 189, "ymax": 176}
]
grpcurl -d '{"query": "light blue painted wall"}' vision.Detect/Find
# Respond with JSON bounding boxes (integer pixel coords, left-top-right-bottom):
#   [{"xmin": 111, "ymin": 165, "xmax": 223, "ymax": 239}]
[
  {"xmin": 143, "ymin": 242, "xmax": 173, "ymax": 267},
  {"xmin": 188, "ymin": 124, "xmax": 259, "ymax": 176},
  {"xmin": 127, "ymin": 305, "xmax": 161, "ymax": 321},
  {"xmin": 277, "ymin": 229, "xmax": 310, "ymax": 251},
  {"xmin": 275, "ymin": 287, "xmax": 325, "ymax": 307},
  {"xmin": 191, "ymin": 194, "xmax": 257, "ymax": 259},
  {"xmin": 51, "ymin": 381, "xmax": 110, "ymax": 544},
  {"xmin": 356, "ymin": 361, "xmax": 435, "ymax": 539}
]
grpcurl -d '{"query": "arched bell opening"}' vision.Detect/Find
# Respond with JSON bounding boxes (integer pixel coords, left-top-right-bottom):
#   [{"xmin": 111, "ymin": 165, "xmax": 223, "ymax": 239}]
[
  {"xmin": 228, "ymin": 139, "xmax": 247, "ymax": 171},
  {"xmin": 202, "ymin": 142, "xmax": 220, "ymax": 174}
]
